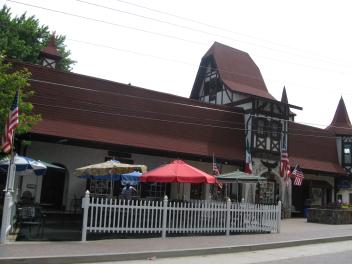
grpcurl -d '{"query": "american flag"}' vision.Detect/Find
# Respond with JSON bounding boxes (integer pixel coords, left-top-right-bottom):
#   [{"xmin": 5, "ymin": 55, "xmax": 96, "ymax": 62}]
[
  {"xmin": 213, "ymin": 160, "xmax": 221, "ymax": 176},
  {"xmin": 244, "ymin": 139, "xmax": 252, "ymax": 174},
  {"xmin": 280, "ymin": 148, "xmax": 290, "ymax": 178},
  {"xmin": 292, "ymin": 166, "xmax": 304, "ymax": 186},
  {"xmin": 212, "ymin": 156, "xmax": 223, "ymax": 188},
  {"xmin": 1, "ymin": 91, "xmax": 19, "ymax": 154}
]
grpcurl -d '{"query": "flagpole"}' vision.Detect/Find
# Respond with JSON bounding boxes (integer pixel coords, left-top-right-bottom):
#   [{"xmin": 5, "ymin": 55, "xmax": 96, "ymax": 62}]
[
  {"xmin": 4, "ymin": 135, "xmax": 16, "ymax": 192},
  {"xmin": 1, "ymin": 90, "xmax": 19, "ymax": 243}
]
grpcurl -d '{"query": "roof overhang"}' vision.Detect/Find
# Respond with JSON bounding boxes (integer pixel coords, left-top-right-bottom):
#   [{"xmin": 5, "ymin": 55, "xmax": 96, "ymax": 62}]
[{"xmin": 290, "ymin": 156, "xmax": 346, "ymax": 175}]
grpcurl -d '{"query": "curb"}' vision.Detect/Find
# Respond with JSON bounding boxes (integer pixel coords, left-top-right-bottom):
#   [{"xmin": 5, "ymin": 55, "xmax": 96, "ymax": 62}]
[{"xmin": 1, "ymin": 235, "xmax": 352, "ymax": 264}]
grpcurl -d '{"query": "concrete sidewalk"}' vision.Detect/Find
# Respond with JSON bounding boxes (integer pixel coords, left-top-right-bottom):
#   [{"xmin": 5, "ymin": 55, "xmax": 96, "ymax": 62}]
[{"xmin": 0, "ymin": 219, "xmax": 352, "ymax": 264}]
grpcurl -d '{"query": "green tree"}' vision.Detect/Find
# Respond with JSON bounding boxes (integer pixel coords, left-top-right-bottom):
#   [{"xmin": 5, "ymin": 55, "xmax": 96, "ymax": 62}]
[
  {"xmin": 0, "ymin": 55, "xmax": 41, "ymax": 154},
  {"xmin": 0, "ymin": 5, "xmax": 75, "ymax": 71}
]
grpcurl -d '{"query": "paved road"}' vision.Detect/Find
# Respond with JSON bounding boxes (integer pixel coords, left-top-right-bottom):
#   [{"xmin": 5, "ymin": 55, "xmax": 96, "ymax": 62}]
[
  {"xmin": 83, "ymin": 241, "xmax": 352, "ymax": 264},
  {"xmin": 2, "ymin": 219, "xmax": 352, "ymax": 264}
]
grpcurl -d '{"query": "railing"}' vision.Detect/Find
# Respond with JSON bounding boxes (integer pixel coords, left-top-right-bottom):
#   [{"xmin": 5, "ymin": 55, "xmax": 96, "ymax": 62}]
[{"xmin": 81, "ymin": 191, "xmax": 281, "ymax": 241}]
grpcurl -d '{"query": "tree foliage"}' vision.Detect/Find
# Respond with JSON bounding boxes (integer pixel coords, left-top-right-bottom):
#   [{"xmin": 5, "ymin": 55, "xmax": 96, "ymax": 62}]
[
  {"xmin": 0, "ymin": 5, "xmax": 75, "ymax": 71},
  {"xmin": 0, "ymin": 55, "xmax": 41, "ymax": 144}
]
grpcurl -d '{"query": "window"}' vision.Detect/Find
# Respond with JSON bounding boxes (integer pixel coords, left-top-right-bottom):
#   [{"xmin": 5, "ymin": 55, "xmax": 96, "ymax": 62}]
[
  {"xmin": 257, "ymin": 119, "xmax": 266, "ymax": 137},
  {"xmin": 203, "ymin": 77, "xmax": 210, "ymax": 96},
  {"xmin": 202, "ymin": 72, "xmax": 220, "ymax": 102},
  {"xmin": 89, "ymin": 179, "xmax": 112, "ymax": 197},
  {"xmin": 343, "ymin": 144, "xmax": 352, "ymax": 165},
  {"xmin": 311, "ymin": 187, "xmax": 322, "ymax": 206},
  {"xmin": 190, "ymin": 184, "xmax": 202, "ymax": 200},
  {"xmin": 270, "ymin": 121, "xmax": 281, "ymax": 139},
  {"xmin": 141, "ymin": 183, "xmax": 170, "ymax": 199}
]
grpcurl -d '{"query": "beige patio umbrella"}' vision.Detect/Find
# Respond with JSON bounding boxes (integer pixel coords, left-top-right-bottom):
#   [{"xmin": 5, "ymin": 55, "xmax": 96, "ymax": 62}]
[
  {"xmin": 74, "ymin": 160, "xmax": 147, "ymax": 178},
  {"xmin": 74, "ymin": 160, "xmax": 147, "ymax": 196}
]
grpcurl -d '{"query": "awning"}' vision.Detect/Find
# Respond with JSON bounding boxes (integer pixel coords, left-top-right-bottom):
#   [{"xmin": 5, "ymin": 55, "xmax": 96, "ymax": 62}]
[{"xmin": 216, "ymin": 170, "xmax": 266, "ymax": 183}]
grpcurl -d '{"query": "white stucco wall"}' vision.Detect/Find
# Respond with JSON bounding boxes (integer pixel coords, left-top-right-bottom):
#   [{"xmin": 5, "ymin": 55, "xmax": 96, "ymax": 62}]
[
  {"xmin": 25, "ymin": 141, "xmax": 107, "ymax": 208},
  {"xmin": 24, "ymin": 140, "xmax": 238, "ymax": 209}
]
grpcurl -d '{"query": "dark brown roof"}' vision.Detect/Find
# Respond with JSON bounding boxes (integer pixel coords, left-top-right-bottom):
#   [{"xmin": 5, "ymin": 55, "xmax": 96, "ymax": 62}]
[
  {"xmin": 40, "ymin": 35, "xmax": 61, "ymax": 60},
  {"xmin": 193, "ymin": 42, "xmax": 275, "ymax": 100},
  {"xmin": 289, "ymin": 122, "xmax": 345, "ymax": 174},
  {"xmin": 13, "ymin": 60, "xmax": 344, "ymax": 175},
  {"xmin": 326, "ymin": 97, "xmax": 352, "ymax": 135},
  {"xmin": 16, "ymin": 61, "xmax": 245, "ymax": 161}
]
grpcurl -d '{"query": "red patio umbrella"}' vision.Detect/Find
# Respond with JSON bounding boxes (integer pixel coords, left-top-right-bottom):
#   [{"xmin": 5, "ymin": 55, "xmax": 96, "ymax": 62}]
[{"xmin": 140, "ymin": 159, "xmax": 215, "ymax": 184}]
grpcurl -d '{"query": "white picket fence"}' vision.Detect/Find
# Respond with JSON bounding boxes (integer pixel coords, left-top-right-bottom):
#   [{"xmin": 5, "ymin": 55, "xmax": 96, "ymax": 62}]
[{"xmin": 81, "ymin": 191, "xmax": 281, "ymax": 241}]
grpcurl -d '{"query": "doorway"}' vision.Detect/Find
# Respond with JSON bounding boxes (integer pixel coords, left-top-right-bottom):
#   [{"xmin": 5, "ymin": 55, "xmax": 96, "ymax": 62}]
[{"xmin": 40, "ymin": 167, "xmax": 66, "ymax": 209}]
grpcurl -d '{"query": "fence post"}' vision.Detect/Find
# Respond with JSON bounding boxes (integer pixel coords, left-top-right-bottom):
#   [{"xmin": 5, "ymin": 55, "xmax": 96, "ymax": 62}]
[
  {"xmin": 161, "ymin": 195, "xmax": 168, "ymax": 238},
  {"xmin": 0, "ymin": 191, "xmax": 12, "ymax": 244},
  {"xmin": 225, "ymin": 198, "xmax": 231, "ymax": 236},
  {"xmin": 81, "ymin": 190, "xmax": 90, "ymax": 242},
  {"xmin": 277, "ymin": 201, "xmax": 282, "ymax": 233}
]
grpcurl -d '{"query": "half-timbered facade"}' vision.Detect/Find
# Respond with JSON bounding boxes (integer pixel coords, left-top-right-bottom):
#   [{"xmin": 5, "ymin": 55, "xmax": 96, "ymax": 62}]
[
  {"xmin": 190, "ymin": 42, "xmax": 308, "ymax": 215},
  {"xmin": 190, "ymin": 42, "xmax": 352, "ymax": 215}
]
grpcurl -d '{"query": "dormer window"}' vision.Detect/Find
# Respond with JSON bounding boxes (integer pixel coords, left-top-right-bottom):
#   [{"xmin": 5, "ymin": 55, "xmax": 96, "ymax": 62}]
[
  {"xmin": 343, "ymin": 144, "xmax": 352, "ymax": 165},
  {"xmin": 42, "ymin": 58, "xmax": 57, "ymax": 69},
  {"xmin": 203, "ymin": 71, "xmax": 220, "ymax": 102}
]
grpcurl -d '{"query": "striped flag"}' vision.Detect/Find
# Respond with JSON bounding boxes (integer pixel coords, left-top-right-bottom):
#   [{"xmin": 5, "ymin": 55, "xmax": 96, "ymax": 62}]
[
  {"xmin": 212, "ymin": 160, "xmax": 221, "ymax": 176},
  {"xmin": 212, "ymin": 155, "xmax": 223, "ymax": 188},
  {"xmin": 292, "ymin": 166, "xmax": 304, "ymax": 186},
  {"xmin": 1, "ymin": 91, "xmax": 19, "ymax": 154},
  {"xmin": 280, "ymin": 149, "xmax": 289, "ymax": 177},
  {"xmin": 244, "ymin": 139, "xmax": 252, "ymax": 174}
]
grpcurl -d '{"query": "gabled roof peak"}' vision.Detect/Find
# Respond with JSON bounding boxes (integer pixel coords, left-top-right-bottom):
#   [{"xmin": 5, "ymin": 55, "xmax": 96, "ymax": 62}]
[
  {"xmin": 205, "ymin": 42, "xmax": 248, "ymax": 57},
  {"xmin": 191, "ymin": 41, "xmax": 275, "ymax": 100},
  {"xmin": 326, "ymin": 97, "xmax": 352, "ymax": 135}
]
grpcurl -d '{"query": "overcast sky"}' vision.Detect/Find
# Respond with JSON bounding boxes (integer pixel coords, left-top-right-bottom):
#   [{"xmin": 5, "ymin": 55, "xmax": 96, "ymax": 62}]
[{"xmin": 3, "ymin": 0, "xmax": 352, "ymax": 129}]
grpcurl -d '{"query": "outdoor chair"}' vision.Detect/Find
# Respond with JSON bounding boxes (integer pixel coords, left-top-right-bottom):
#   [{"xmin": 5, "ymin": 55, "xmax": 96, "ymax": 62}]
[
  {"xmin": 19, "ymin": 191, "xmax": 34, "ymax": 205},
  {"xmin": 16, "ymin": 205, "xmax": 46, "ymax": 238}
]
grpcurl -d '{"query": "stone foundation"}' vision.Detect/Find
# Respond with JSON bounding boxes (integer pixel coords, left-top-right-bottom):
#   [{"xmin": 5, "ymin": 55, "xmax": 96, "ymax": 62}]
[{"xmin": 307, "ymin": 208, "xmax": 352, "ymax": 224}]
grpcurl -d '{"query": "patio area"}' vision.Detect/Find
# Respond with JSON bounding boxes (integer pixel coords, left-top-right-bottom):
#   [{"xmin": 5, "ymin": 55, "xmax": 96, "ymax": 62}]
[{"xmin": 14, "ymin": 211, "xmax": 82, "ymax": 242}]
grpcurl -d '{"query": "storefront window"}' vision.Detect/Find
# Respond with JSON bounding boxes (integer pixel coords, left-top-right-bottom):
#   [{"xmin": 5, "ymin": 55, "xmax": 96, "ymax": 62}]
[
  {"xmin": 311, "ymin": 187, "xmax": 323, "ymax": 206},
  {"xmin": 190, "ymin": 184, "xmax": 202, "ymax": 200},
  {"xmin": 141, "ymin": 183, "xmax": 170, "ymax": 199},
  {"xmin": 89, "ymin": 179, "xmax": 112, "ymax": 197}
]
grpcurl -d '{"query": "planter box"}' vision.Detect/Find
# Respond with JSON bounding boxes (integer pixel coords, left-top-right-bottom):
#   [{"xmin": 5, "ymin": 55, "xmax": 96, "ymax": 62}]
[{"xmin": 307, "ymin": 208, "xmax": 352, "ymax": 224}]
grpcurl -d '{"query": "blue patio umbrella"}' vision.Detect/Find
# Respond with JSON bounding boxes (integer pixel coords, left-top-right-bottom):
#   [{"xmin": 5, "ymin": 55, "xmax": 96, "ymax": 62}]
[
  {"xmin": 0, "ymin": 155, "xmax": 47, "ymax": 176},
  {"xmin": 0, "ymin": 155, "xmax": 48, "ymax": 199},
  {"xmin": 121, "ymin": 171, "xmax": 142, "ymax": 186}
]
